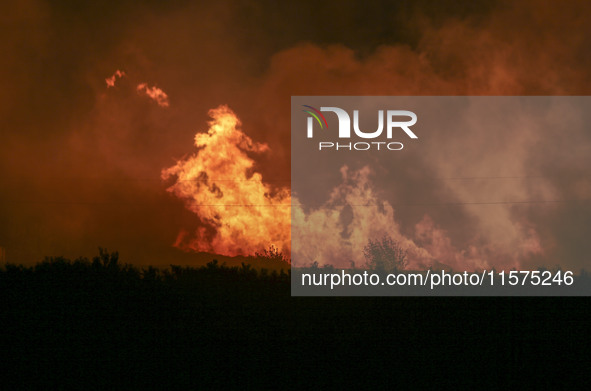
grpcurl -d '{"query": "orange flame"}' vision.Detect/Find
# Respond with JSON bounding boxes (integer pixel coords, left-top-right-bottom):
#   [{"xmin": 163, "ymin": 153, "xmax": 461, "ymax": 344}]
[
  {"xmin": 137, "ymin": 83, "xmax": 169, "ymax": 107},
  {"xmin": 163, "ymin": 107, "xmax": 541, "ymax": 271},
  {"xmin": 162, "ymin": 105, "xmax": 290, "ymax": 256},
  {"xmin": 291, "ymin": 166, "xmax": 540, "ymax": 271},
  {"xmin": 105, "ymin": 70, "xmax": 126, "ymax": 88}
]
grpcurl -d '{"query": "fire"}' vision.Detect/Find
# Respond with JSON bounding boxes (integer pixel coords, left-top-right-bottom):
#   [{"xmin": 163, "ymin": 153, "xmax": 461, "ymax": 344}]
[
  {"xmin": 105, "ymin": 70, "xmax": 126, "ymax": 88},
  {"xmin": 137, "ymin": 83, "xmax": 169, "ymax": 107},
  {"xmin": 163, "ymin": 106, "xmax": 540, "ymax": 271},
  {"xmin": 292, "ymin": 165, "xmax": 540, "ymax": 271},
  {"xmin": 162, "ymin": 105, "xmax": 290, "ymax": 256}
]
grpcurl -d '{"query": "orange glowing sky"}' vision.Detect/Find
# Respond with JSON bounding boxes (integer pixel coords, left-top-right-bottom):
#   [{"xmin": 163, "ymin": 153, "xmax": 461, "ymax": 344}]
[{"xmin": 1, "ymin": 0, "xmax": 591, "ymax": 270}]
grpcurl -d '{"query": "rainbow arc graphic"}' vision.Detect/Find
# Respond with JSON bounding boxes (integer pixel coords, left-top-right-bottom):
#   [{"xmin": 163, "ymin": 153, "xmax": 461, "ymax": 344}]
[{"xmin": 302, "ymin": 105, "xmax": 328, "ymax": 129}]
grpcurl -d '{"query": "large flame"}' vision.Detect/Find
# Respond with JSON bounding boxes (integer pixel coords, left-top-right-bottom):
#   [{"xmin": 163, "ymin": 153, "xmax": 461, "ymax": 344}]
[
  {"xmin": 163, "ymin": 106, "xmax": 541, "ymax": 271},
  {"xmin": 162, "ymin": 105, "xmax": 291, "ymax": 256},
  {"xmin": 292, "ymin": 166, "xmax": 541, "ymax": 271}
]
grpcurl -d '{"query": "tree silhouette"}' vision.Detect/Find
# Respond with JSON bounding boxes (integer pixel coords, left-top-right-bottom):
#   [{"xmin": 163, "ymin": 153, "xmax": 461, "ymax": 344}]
[
  {"xmin": 254, "ymin": 244, "xmax": 290, "ymax": 265},
  {"xmin": 93, "ymin": 247, "xmax": 119, "ymax": 269},
  {"xmin": 363, "ymin": 235, "xmax": 408, "ymax": 273}
]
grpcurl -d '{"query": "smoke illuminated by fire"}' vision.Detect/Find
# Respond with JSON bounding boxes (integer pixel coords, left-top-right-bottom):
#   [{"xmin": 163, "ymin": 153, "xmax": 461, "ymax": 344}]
[{"xmin": 162, "ymin": 105, "xmax": 291, "ymax": 256}]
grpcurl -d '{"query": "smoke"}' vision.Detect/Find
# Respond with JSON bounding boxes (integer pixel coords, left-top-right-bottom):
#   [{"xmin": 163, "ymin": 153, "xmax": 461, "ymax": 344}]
[{"xmin": 245, "ymin": 1, "xmax": 591, "ymax": 271}]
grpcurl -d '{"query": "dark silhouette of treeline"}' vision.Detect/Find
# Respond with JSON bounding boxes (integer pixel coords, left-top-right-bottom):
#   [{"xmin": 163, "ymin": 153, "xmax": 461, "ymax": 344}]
[{"xmin": 1, "ymin": 249, "xmax": 590, "ymax": 388}]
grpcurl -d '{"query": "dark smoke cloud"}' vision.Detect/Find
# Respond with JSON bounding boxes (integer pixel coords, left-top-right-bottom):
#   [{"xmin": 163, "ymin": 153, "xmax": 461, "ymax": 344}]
[{"xmin": 1, "ymin": 0, "xmax": 590, "ymax": 269}]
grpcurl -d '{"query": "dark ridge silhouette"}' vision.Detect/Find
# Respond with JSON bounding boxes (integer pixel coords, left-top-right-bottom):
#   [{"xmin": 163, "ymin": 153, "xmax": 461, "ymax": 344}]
[{"xmin": 1, "ymin": 249, "xmax": 589, "ymax": 387}]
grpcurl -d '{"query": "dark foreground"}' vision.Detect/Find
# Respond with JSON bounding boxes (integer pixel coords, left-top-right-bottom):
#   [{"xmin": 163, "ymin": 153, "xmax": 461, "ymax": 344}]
[{"xmin": 1, "ymin": 251, "xmax": 589, "ymax": 387}]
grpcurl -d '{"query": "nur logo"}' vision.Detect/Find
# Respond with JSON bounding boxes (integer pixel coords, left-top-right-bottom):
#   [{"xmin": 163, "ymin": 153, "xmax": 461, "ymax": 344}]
[
  {"xmin": 302, "ymin": 105, "xmax": 329, "ymax": 131},
  {"xmin": 303, "ymin": 105, "xmax": 418, "ymax": 151}
]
